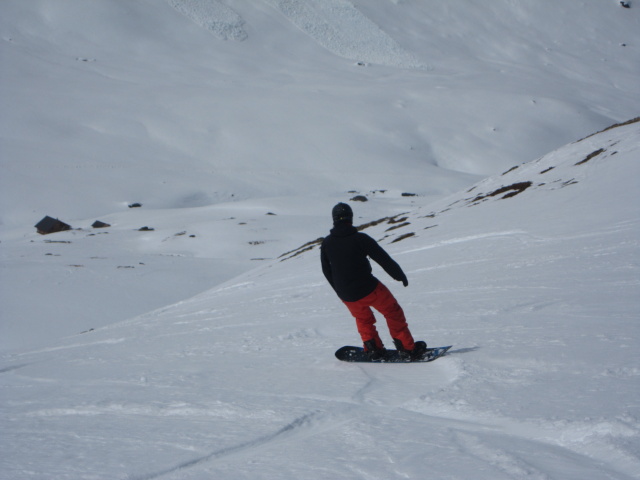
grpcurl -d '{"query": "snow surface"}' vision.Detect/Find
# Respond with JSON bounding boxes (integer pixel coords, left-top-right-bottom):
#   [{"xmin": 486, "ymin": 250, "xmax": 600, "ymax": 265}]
[{"xmin": 1, "ymin": 1, "xmax": 639, "ymax": 479}]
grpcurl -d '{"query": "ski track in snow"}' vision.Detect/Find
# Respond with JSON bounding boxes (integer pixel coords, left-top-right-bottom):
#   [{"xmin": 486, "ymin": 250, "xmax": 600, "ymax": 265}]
[
  {"xmin": 402, "ymin": 392, "xmax": 640, "ymax": 480},
  {"xmin": 128, "ymin": 411, "xmax": 320, "ymax": 480},
  {"xmin": 128, "ymin": 384, "xmax": 640, "ymax": 480},
  {"xmin": 8, "ymin": 330, "xmax": 639, "ymax": 480},
  {"xmin": 398, "ymin": 230, "xmax": 531, "ymax": 255}
]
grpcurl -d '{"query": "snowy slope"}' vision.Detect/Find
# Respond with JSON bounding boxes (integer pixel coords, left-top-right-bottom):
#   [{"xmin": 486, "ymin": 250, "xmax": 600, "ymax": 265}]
[
  {"xmin": 1, "ymin": 1, "xmax": 640, "ymax": 477},
  {"xmin": 2, "ymin": 0, "xmax": 638, "ymax": 226},
  {"xmin": 2, "ymin": 0, "xmax": 640, "ymax": 351},
  {"xmin": 1, "ymin": 119, "xmax": 639, "ymax": 479}
]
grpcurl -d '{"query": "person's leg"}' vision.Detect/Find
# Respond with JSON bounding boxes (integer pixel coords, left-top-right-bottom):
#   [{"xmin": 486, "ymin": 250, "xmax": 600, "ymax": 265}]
[
  {"xmin": 370, "ymin": 282, "xmax": 415, "ymax": 350},
  {"xmin": 343, "ymin": 295, "xmax": 384, "ymax": 349}
]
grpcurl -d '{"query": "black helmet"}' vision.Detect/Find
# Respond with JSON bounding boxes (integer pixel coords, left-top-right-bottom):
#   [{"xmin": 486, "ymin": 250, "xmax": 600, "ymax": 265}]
[{"xmin": 332, "ymin": 202, "xmax": 353, "ymax": 223}]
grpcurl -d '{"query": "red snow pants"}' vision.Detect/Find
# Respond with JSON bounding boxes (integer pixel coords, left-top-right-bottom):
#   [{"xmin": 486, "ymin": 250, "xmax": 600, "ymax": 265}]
[{"xmin": 342, "ymin": 282, "xmax": 415, "ymax": 351}]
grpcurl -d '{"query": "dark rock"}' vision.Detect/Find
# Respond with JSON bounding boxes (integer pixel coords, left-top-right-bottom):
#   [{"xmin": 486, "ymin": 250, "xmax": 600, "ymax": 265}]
[{"xmin": 35, "ymin": 216, "xmax": 71, "ymax": 235}]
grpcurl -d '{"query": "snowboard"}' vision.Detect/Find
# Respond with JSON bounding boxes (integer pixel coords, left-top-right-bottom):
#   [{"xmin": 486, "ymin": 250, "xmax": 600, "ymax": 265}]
[{"xmin": 335, "ymin": 345, "xmax": 452, "ymax": 363}]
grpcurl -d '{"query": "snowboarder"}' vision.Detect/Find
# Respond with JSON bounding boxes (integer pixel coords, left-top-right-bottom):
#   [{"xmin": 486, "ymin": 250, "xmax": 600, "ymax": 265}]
[{"xmin": 321, "ymin": 203, "xmax": 427, "ymax": 361}]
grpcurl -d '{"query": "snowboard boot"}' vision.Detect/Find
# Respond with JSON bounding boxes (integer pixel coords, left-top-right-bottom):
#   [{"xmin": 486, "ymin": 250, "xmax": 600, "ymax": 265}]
[
  {"xmin": 363, "ymin": 340, "xmax": 386, "ymax": 361},
  {"xmin": 393, "ymin": 338, "xmax": 428, "ymax": 361}
]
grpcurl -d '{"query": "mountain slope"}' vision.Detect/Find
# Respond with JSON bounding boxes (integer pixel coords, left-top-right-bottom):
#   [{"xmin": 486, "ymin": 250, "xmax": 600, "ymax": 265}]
[
  {"xmin": 2, "ymin": 0, "xmax": 640, "ymax": 352},
  {"xmin": 2, "ymin": 0, "xmax": 639, "ymax": 225},
  {"xmin": 1, "ymin": 120, "xmax": 638, "ymax": 479}
]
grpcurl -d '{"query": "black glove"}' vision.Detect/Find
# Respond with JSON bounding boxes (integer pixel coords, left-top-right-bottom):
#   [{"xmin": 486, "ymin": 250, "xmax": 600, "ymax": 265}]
[{"xmin": 400, "ymin": 274, "xmax": 408, "ymax": 287}]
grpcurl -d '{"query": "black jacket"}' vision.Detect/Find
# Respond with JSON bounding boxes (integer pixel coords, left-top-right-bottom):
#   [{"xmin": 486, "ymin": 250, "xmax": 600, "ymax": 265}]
[{"xmin": 320, "ymin": 223, "xmax": 407, "ymax": 302}]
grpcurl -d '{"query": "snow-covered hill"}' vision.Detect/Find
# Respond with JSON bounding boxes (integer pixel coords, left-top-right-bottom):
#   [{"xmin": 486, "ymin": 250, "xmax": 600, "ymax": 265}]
[
  {"xmin": 1, "ymin": 1, "xmax": 640, "ymax": 478},
  {"xmin": 2, "ymin": 0, "xmax": 639, "ymax": 351},
  {"xmin": 2, "ymin": 118, "xmax": 639, "ymax": 479}
]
